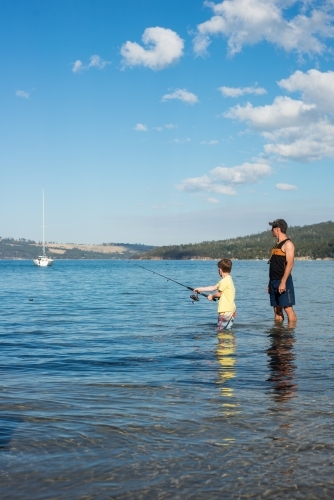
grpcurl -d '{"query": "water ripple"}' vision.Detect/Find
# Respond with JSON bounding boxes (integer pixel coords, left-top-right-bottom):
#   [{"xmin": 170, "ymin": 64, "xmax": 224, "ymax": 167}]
[{"xmin": 1, "ymin": 260, "xmax": 334, "ymax": 498}]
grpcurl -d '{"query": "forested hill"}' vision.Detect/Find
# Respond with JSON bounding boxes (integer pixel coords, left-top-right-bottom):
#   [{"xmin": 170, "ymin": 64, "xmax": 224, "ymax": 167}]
[
  {"xmin": 136, "ymin": 221, "xmax": 334, "ymax": 260},
  {"xmin": 0, "ymin": 239, "xmax": 154, "ymax": 260}
]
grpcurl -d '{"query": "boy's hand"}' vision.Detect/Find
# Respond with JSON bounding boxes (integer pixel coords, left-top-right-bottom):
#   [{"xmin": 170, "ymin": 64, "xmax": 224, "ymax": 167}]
[
  {"xmin": 207, "ymin": 294, "xmax": 213, "ymax": 301},
  {"xmin": 194, "ymin": 288, "xmax": 200, "ymax": 293}
]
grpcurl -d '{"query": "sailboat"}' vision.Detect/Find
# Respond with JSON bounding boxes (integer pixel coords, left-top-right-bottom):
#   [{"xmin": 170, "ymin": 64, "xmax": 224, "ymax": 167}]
[{"xmin": 33, "ymin": 189, "xmax": 54, "ymax": 267}]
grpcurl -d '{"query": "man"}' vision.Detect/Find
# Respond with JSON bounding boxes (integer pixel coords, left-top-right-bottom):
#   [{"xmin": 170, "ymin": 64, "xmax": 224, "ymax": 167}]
[{"xmin": 268, "ymin": 219, "xmax": 296, "ymax": 325}]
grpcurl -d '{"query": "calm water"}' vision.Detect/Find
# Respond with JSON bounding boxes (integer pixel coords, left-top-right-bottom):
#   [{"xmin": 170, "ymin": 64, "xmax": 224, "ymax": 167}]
[{"xmin": 0, "ymin": 259, "xmax": 333, "ymax": 499}]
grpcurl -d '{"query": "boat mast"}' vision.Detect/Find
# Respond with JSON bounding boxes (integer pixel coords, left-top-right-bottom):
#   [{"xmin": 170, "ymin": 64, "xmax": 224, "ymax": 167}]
[{"xmin": 42, "ymin": 188, "xmax": 45, "ymax": 256}]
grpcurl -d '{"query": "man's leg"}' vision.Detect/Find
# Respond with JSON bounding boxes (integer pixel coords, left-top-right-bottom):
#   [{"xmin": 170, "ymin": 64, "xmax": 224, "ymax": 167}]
[
  {"xmin": 274, "ymin": 306, "xmax": 284, "ymax": 322},
  {"xmin": 284, "ymin": 306, "xmax": 296, "ymax": 325},
  {"xmin": 270, "ymin": 281, "xmax": 284, "ymax": 321}
]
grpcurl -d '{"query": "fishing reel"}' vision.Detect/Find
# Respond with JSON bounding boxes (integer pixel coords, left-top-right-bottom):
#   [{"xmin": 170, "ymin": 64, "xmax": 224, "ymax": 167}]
[{"xmin": 190, "ymin": 293, "xmax": 200, "ymax": 303}]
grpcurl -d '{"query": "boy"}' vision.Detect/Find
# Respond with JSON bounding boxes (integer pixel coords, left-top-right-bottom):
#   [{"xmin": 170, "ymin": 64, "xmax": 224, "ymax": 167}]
[{"xmin": 194, "ymin": 258, "xmax": 236, "ymax": 331}]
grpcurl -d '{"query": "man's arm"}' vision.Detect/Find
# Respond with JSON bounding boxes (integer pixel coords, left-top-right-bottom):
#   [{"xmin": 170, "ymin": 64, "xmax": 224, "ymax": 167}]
[{"xmin": 279, "ymin": 240, "xmax": 295, "ymax": 293}]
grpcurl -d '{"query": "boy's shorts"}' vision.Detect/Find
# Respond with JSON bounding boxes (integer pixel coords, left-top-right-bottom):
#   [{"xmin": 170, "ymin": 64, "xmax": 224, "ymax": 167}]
[
  {"xmin": 269, "ymin": 275, "xmax": 295, "ymax": 308},
  {"xmin": 217, "ymin": 310, "xmax": 236, "ymax": 331}
]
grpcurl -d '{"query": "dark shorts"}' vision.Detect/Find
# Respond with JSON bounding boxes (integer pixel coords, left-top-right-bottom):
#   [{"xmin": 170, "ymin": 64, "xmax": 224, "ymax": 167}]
[{"xmin": 269, "ymin": 275, "xmax": 295, "ymax": 308}]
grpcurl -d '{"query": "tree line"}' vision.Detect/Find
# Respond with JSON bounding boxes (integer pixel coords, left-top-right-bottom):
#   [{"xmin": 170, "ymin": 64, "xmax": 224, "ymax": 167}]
[{"xmin": 136, "ymin": 221, "xmax": 334, "ymax": 260}]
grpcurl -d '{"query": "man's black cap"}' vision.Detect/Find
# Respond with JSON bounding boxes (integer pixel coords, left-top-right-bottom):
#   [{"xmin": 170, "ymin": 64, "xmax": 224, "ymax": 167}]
[{"xmin": 269, "ymin": 219, "xmax": 288, "ymax": 232}]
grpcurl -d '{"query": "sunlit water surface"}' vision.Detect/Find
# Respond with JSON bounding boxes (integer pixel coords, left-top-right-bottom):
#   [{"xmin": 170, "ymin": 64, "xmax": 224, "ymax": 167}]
[{"xmin": 0, "ymin": 260, "xmax": 334, "ymax": 499}]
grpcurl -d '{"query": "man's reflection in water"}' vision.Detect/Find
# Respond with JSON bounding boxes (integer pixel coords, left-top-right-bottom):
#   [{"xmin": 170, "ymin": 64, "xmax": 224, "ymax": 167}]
[
  {"xmin": 216, "ymin": 331, "xmax": 239, "ymax": 416},
  {"xmin": 267, "ymin": 325, "xmax": 297, "ymax": 403},
  {"xmin": 266, "ymin": 326, "xmax": 298, "ymax": 478}
]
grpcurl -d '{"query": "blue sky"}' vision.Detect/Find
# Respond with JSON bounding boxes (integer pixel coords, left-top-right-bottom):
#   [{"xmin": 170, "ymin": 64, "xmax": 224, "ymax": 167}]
[{"xmin": 1, "ymin": 0, "xmax": 334, "ymax": 245}]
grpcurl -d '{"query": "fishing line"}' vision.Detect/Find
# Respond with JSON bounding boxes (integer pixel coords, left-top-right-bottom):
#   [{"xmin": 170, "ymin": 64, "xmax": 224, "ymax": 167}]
[{"xmin": 133, "ymin": 263, "xmax": 217, "ymax": 303}]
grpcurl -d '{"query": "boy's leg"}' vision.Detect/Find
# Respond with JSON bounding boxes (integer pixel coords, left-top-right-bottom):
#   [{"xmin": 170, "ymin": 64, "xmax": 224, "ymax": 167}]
[
  {"xmin": 217, "ymin": 314, "xmax": 225, "ymax": 331},
  {"xmin": 217, "ymin": 311, "xmax": 236, "ymax": 331}
]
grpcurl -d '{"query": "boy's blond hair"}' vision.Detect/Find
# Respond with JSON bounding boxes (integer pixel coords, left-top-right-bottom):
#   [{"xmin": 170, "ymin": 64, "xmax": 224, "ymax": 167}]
[{"xmin": 217, "ymin": 258, "xmax": 232, "ymax": 273}]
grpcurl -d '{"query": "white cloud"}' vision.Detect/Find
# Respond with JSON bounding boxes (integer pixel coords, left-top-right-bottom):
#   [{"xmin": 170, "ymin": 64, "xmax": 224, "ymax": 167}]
[
  {"xmin": 121, "ymin": 27, "xmax": 184, "ymax": 70},
  {"xmin": 177, "ymin": 175, "xmax": 237, "ymax": 195},
  {"xmin": 263, "ymin": 119, "xmax": 334, "ymax": 161},
  {"xmin": 278, "ymin": 69, "xmax": 334, "ymax": 113},
  {"xmin": 194, "ymin": 0, "xmax": 334, "ymax": 56},
  {"xmin": 276, "ymin": 183, "xmax": 298, "ymax": 191},
  {"xmin": 223, "ymin": 69, "xmax": 334, "ymax": 162},
  {"xmin": 200, "ymin": 140, "xmax": 219, "ymax": 145},
  {"xmin": 134, "ymin": 123, "xmax": 148, "ymax": 132},
  {"xmin": 72, "ymin": 60, "xmax": 83, "ymax": 73},
  {"xmin": 162, "ymin": 88, "xmax": 199, "ymax": 105},
  {"xmin": 16, "ymin": 90, "xmax": 29, "ymax": 99},
  {"xmin": 212, "ymin": 162, "xmax": 272, "ymax": 183},
  {"xmin": 206, "ymin": 197, "xmax": 220, "ymax": 203},
  {"xmin": 219, "ymin": 85, "xmax": 267, "ymax": 97},
  {"xmin": 177, "ymin": 161, "xmax": 271, "ymax": 196},
  {"xmin": 88, "ymin": 55, "xmax": 110, "ymax": 69},
  {"xmin": 72, "ymin": 55, "xmax": 110, "ymax": 73},
  {"xmin": 155, "ymin": 123, "xmax": 178, "ymax": 132},
  {"xmin": 171, "ymin": 138, "xmax": 191, "ymax": 143},
  {"xmin": 224, "ymin": 96, "xmax": 317, "ymax": 129}
]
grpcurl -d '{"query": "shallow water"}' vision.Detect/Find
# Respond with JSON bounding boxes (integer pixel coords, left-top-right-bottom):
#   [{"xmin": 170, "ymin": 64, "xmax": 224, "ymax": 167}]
[{"xmin": 0, "ymin": 259, "xmax": 334, "ymax": 499}]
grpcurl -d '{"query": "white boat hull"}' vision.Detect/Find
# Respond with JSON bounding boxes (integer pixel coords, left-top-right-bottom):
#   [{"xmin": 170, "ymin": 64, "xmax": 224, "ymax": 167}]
[{"xmin": 33, "ymin": 256, "xmax": 54, "ymax": 267}]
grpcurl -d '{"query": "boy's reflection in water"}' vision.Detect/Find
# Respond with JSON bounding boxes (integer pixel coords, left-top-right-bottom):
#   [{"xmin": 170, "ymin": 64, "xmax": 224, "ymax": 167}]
[
  {"xmin": 216, "ymin": 331, "xmax": 239, "ymax": 416},
  {"xmin": 267, "ymin": 325, "xmax": 297, "ymax": 403}
]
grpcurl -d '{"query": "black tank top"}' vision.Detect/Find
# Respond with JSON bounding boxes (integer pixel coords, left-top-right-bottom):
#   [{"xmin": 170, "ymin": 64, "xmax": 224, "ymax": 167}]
[{"xmin": 269, "ymin": 239, "xmax": 290, "ymax": 280}]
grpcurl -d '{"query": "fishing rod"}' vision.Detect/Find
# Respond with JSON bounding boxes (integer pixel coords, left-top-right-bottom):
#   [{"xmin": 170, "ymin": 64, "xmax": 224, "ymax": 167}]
[{"xmin": 134, "ymin": 263, "xmax": 217, "ymax": 303}]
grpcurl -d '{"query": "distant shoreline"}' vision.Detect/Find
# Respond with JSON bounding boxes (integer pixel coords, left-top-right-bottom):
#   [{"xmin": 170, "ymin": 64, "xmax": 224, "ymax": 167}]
[{"xmin": 2, "ymin": 221, "xmax": 334, "ymax": 260}]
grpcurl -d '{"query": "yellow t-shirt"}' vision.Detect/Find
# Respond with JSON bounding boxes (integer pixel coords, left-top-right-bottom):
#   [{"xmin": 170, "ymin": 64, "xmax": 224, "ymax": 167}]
[{"xmin": 216, "ymin": 275, "xmax": 236, "ymax": 314}]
